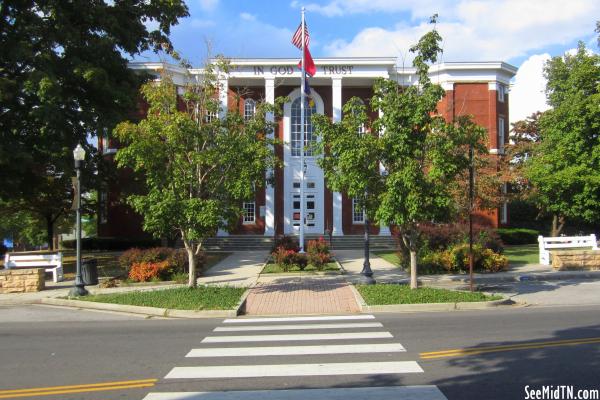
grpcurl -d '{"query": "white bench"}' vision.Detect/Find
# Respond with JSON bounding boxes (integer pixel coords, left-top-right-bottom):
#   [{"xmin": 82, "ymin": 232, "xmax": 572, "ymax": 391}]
[
  {"xmin": 3, "ymin": 252, "xmax": 64, "ymax": 283},
  {"xmin": 538, "ymin": 235, "xmax": 599, "ymax": 265}
]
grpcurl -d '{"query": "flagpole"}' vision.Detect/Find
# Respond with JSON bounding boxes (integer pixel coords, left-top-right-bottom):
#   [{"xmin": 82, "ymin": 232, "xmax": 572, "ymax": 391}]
[{"xmin": 299, "ymin": 6, "xmax": 306, "ymax": 253}]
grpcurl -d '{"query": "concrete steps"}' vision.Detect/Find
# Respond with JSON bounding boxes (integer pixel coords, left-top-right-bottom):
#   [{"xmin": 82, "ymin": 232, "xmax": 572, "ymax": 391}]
[{"xmin": 202, "ymin": 235, "xmax": 397, "ymax": 251}]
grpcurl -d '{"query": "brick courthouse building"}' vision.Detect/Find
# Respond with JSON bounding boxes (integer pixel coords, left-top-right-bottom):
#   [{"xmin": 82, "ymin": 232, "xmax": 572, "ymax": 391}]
[{"xmin": 98, "ymin": 57, "xmax": 517, "ymax": 240}]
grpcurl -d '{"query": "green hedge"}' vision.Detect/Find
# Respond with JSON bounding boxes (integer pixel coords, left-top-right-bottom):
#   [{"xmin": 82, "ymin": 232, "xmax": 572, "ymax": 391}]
[
  {"xmin": 60, "ymin": 237, "xmax": 160, "ymax": 251},
  {"xmin": 496, "ymin": 228, "xmax": 540, "ymax": 245}
]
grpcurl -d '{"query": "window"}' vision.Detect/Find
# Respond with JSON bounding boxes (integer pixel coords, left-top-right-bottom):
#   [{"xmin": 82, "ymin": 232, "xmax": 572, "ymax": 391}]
[
  {"xmin": 498, "ymin": 117, "xmax": 506, "ymax": 153},
  {"xmin": 500, "ymin": 183, "xmax": 508, "ymax": 224},
  {"xmin": 306, "ymin": 181, "xmax": 315, "ymax": 189},
  {"xmin": 244, "ymin": 98, "xmax": 256, "ymax": 121},
  {"xmin": 352, "ymin": 198, "xmax": 365, "ymax": 224},
  {"xmin": 99, "ymin": 191, "xmax": 108, "ymax": 224},
  {"xmin": 498, "ymin": 84, "xmax": 505, "ymax": 103},
  {"xmin": 243, "ymin": 202, "xmax": 255, "ymax": 224},
  {"xmin": 291, "ymin": 97, "xmax": 317, "ymax": 156},
  {"xmin": 204, "ymin": 109, "xmax": 218, "ymax": 123}
]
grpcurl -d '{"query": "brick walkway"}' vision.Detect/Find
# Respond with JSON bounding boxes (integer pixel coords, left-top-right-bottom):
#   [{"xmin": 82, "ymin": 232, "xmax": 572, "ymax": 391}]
[{"xmin": 243, "ymin": 278, "xmax": 360, "ymax": 315}]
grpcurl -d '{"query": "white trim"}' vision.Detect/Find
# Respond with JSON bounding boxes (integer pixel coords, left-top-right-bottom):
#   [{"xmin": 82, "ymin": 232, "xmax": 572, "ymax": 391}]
[
  {"xmin": 264, "ymin": 78, "xmax": 276, "ymax": 236},
  {"xmin": 283, "ymin": 88, "xmax": 325, "ymax": 235}
]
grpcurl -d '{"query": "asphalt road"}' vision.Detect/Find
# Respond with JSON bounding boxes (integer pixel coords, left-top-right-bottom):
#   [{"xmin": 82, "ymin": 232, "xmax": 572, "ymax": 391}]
[{"xmin": 0, "ymin": 302, "xmax": 599, "ymax": 399}]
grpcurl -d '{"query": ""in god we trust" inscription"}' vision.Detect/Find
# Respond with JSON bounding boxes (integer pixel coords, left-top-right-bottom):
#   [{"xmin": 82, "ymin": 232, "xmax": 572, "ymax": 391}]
[{"xmin": 252, "ymin": 65, "xmax": 355, "ymax": 76}]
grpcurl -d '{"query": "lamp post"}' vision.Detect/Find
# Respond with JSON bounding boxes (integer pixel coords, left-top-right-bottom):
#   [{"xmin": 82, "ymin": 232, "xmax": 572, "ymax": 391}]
[
  {"xmin": 69, "ymin": 144, "xmax": 88, "ymax": 297},
  {"xmin": 358, "ymin": 188, "xmax": 375, "ymax": 284}
]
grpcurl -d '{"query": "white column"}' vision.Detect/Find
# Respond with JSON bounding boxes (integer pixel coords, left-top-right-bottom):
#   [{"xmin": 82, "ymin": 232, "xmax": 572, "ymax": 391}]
[
  {"xmin": 378, "ymin": 107, "xmax": 391, "ymax": 236},
  {"xmin": 331, "ymin": 78, "xmax": 343, "ymax": 236},
  {"xmin": 264, "ymin": 78, "xmax": 276, "ymax": 236},
  {"xmin": 217, "ymin": 74, "xmax": 229, "ymax": 236}
]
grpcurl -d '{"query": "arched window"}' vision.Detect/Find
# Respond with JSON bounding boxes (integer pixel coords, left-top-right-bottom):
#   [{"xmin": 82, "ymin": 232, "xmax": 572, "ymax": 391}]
[
  {"xmin": 291, "ymin": 97, "xmax": 317, "ymax": 156},
  {"xmin": 355, "ymin": 98, "xmax": 366, "ymax": 135},
  {"xmin": 244, "ymin": 98, "xmax": 256, "ymax": 121}
]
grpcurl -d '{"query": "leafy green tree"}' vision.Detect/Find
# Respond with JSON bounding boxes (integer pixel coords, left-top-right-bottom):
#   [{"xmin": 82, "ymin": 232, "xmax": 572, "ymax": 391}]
[
  {"xmin": 313, "ymin": 97, "xmax": 385, "ymax": 280},
  {"xmin": 372, "ymin": 17, "xmax": 487, "ymax": 288},
  {"xmin": 525, "ymin": 43, "xmax": 600, "ymax": 236},
  {"xmin": 115, "ymin": 59, "xmax": 279, "ymax": 287},
  {"xmin": 0, "ymin": 0, "xmax": 189, "ymax": 248}
]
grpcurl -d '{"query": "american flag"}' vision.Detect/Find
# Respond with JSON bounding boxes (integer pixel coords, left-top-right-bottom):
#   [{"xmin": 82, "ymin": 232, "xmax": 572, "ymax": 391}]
[{"xmin": 291, "ymin": 23, "xmax": 310, "ymax": 49}]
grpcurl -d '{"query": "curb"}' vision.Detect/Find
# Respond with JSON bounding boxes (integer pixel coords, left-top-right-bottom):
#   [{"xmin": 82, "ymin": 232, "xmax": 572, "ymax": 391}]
[
  {"xmin": 349, "ymin": 285, "xmax": 516, "ymax": 313},
  {"xmin": 39, "ymin": 297, "xmax": 241, "ymax": 319},
  {"xmin": 414, "ymin": 270, "xmax": 600, "ymax": 286}
]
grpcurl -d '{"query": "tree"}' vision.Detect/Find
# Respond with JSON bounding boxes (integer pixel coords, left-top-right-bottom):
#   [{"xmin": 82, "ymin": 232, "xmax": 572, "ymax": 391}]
[
  {"xmin": 0, "ymin": 0, "xmax": 189, "ymax": 248},
  {"xmin": 525, "ymin": 43, "xmax": 600, "ymax": 236},
  {"xmin": 372, "ymin": 17, "xmax": 487, "ymax": 289},
  {"xmin": 313, "ymin": 97, "xmax": 385, "ymax": 281},
  {"xmin": 114, "ymin": 59, "xmax": 280, "ymax": 287}
]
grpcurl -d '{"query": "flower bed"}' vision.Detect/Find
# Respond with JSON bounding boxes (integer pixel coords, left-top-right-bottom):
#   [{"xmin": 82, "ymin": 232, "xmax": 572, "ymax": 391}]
[{"xmin": 267, "ymin": 236, "xmax": 337, "ymax": 273}]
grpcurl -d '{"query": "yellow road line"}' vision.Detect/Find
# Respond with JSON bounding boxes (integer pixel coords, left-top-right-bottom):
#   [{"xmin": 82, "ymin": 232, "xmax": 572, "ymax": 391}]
[
  {"xmin": 421, "ymin": 337, "xmax": 600, "ymax": 359},
  {"xmin": 0, "ymin": 379, "xmax": 157, "ymax": 398}
]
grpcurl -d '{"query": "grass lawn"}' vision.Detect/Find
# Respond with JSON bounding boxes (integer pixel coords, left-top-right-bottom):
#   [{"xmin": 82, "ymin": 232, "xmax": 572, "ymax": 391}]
[
  {"xmin": 503, "ymin": 244, "xmax": 538, "ymax": 265},
  {"xmin": 373, "ymin": 251, "xmax": 401, "ymax": 267},
  {"xmin": 356, "ymin": 284, "xmax": 502, "ymax": 305},
  {"xmin": 74, "ymin": 286, "xmax": 246, "ymax": 310},
  {"xmin": 262, "ymin": 261, "xmax": 339, "ymax": 274}
]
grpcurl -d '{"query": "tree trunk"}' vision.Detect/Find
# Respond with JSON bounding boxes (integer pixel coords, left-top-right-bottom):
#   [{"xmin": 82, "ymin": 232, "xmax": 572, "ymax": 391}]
[
  {"xmin": 551, "ymin": 214, "xmax": 565, "ymax": 237},
  {"xmin": 183, "ymin": 239, "xmax": 197, "ymax": 288},
  {"xmin": 46, "ymin": 214, "xmax": 54, "ymax": 250},
  {"xmin": 403, "ymin": 230, "xmax": 418, "ymax": 290},
  {"xmin": 410, "ymin": 248, "xmax": 418, "ymax": 289}
]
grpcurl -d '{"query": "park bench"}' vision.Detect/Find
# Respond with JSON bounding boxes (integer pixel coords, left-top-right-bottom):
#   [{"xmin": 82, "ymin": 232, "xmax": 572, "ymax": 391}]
[
  {"xmin": 538, "ymin": 235, "xmax": 599, "ymax": 265},
  {"xmin": 3, "ymin": 252, "xmax": 64, "ymax": 283}
]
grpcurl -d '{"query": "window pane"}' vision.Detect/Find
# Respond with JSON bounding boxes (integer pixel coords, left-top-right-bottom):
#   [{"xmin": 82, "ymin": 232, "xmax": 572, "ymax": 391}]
[{"xmin": 291, "ymin": 97, "xmax": 317, "ymax": 156}]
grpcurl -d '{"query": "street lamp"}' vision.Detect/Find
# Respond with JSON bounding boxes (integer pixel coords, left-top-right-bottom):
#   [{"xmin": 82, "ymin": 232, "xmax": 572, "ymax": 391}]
[{"xmin": 69, "ymin": 144, "xmax": 88, "ymax": 297}]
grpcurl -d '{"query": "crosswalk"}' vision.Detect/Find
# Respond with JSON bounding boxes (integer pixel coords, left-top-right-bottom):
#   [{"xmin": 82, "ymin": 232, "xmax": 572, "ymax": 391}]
[{"xmin": 143, "ymin": 315, "xmax": 448, "ymax": 400}]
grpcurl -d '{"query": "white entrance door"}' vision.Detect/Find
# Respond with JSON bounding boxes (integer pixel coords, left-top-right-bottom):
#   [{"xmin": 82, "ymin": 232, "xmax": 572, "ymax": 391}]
[{"xmin": 291, "ymin": 191, "xmax": 320, "ymax": 234}]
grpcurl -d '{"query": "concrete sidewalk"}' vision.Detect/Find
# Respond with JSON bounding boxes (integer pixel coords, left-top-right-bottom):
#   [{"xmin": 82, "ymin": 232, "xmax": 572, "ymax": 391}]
[
  {"xmin": 335, "ymin": 249, "xmax": 408, "ymax": 283},
  {"xmin": 198, "ymin": 250, "xmax": 268, "ymax": 287}
]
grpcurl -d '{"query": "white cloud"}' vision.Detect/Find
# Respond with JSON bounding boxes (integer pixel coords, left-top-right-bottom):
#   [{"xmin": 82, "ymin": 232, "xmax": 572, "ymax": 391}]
[
  {"xmin": 321, "ymin": 0, "xmax": 599, "ymax": 62},
  {"xmin": 240, "ymin": 12, "xmax": 256, "ymax": 21},
  {"xmin": 509, "ymin": 53, "xmax": 551, "ymax": 125},
  {"xmin": 198, "ymin": 0, "xmax": 219, "ymax": 12}
]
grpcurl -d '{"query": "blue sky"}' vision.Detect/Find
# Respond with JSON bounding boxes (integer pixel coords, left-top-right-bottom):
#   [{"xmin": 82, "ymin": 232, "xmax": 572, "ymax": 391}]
[{"xmin": 136, "ymin": 0, "xmax": 599, "ymax": 123}]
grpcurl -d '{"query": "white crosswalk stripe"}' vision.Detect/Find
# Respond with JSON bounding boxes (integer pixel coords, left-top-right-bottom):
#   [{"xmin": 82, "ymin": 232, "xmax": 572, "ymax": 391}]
[
  {"xmin": 201, "ymin": 331, "xmax": 392, "ymax": 343},
  {"xmin": 223, "ymin": 315, "xmax": 376, "ymax": 323},
  {"xmin": 214, "ymin": 322, "xmax": 383, "ymax": 331},
  {"xmin": 186, "ymin": 343, "xmax": 406, "ymax": 357},
  {"xmin": 144, "ymin": 314, "xmax": 448, "ymax": 400},
  {"xmin": 165, "ymin": 361, "xmax": 423, "ymax": 379},
  {"xmin": 143, "ymin": 385, "xmax": 448, "ymax": 400}
]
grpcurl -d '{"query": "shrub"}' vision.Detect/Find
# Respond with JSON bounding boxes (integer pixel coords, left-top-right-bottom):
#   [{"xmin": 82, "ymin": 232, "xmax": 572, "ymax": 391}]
[
  {"xmin": 307, "ymin": 237, "xmax": 331, "ymax": 271},
  {"xmin": 128, "ymin": 261, "xmax": 170, "ymax": 282},
  {"xmin": 419, "ymin": 243, "xmax": 507, "ymax": 273},
  {"xmin": 496, "ymin": 228, "xmax": 540, "ymax": 245},
  {"xmin": 480, "ymin": 249, "xmax": 509, "ymax": 272},
  {"xmin": 166, "ymin": 248, "xmax": 205, "ymax": 276},
  {"xmin": 294, "ymin": 252, "xmax": 308, "ymax": 271},
  {"xmin": 272, "ymin": 235, "xmax": 300, "ymax": 252},
  {"xmin": 272, "ymin": 246, "xmax": 297, "ymax": 272},
  {"xmin": 417, "ymin": 223, "xmax": 503, "ymax": 253},
  {"xmin": 119, "ymin": 248, "xmax": 145, "ymax": 269}
]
